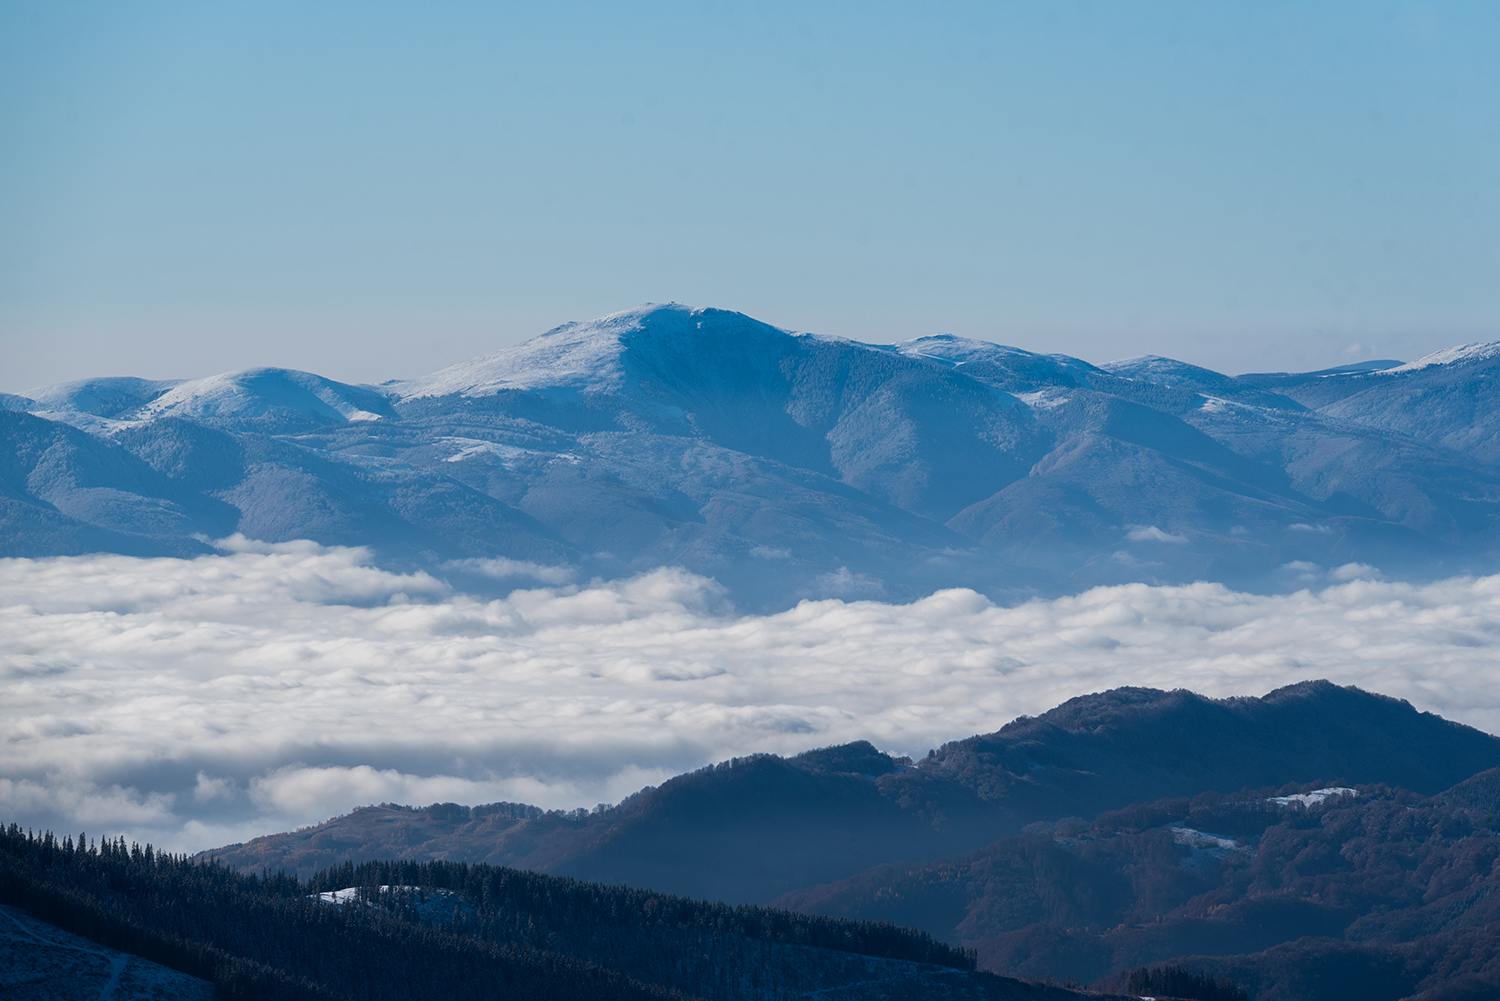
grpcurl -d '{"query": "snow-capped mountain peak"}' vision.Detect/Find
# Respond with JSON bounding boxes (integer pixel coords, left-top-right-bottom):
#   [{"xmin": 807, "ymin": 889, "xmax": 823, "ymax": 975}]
[
  {"xmin": 136, "ymin": 368, "xmax": 394, "ymax": 423},
  {"xmin": 15, "ymin": 304, "xmax": 1500, "ymax": 607},
  {"xmin": 24, "ymin": 368, "xmax": 396, "ymax": 425},
  {"xmin": 23, "ymin": 376, "xmax": 183, "ymax": 418},
  {"xmin": 396, "ymin": 303, "xmax": 712, "ymax": 400}
]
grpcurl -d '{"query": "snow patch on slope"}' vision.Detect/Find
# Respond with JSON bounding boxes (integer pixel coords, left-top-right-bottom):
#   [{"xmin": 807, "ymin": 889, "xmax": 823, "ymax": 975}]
[
  {"xmin": 1270, "ymin": 787, "xmax": 1355, "ymax": 807},
  {"xmin": 1387, "ymin": 343, "xmax": 1500, "ymax": 373},
  {"xmin": 1100, "ymin": 355, "xmax": 1224, "ymax": 384},
  {"xmin": 310, "ymin": 886, "xmax": 475, "ymax": 924},
  {"xmin": 1170, "ymin": 827, "xmax": 1252, "ymax": 872},
  {"xmin": 896, "ymin": 335, "xmax": 1097, "ymax": 382}
]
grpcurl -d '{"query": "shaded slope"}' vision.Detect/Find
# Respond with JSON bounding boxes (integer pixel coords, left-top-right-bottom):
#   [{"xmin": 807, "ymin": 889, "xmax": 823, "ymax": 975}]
[
  {"xmin": 774, "ymin": 776, "xmax": 1500, "ymax": 1001},
  {"xmin": 201, "ymin": 683, "xmax": 1500, "ymax": 905},
  {"xmin": 3, "ymin": 825, "xmax": 1111, "ymax": 1001}
]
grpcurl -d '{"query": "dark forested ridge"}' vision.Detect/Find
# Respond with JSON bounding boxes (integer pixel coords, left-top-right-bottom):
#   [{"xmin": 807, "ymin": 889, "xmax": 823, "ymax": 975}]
[
  {"xmin": 15, "ymin": 684, "xmax": 1500, "ymax": 998},
  {"xmin": 202, "ymin": 682, "xmax": 1500, "ymax": 906},
  {"xmin": 0, "ymin": 823, "xmax": 1108, "ymax": 1001},
  {"xmin": 775, "ymin": 777, "xmax": 1500, "ymax": 1001}
]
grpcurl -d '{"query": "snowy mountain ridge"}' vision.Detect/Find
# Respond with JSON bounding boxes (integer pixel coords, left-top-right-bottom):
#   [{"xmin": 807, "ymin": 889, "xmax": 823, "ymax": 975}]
[
  {"xmin": 1387, "ymin": 341, "xmax": 1500, "ymax": 373},
  {"xmin": 9, "ymin": 303, "xmax": 1500, "ymax": 607}
]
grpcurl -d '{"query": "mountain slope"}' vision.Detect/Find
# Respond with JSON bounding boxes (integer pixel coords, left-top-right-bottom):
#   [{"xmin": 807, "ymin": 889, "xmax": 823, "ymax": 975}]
[{"xmin": 771, "ymin": 774, "xmax": 1500, "ymax": 1000}]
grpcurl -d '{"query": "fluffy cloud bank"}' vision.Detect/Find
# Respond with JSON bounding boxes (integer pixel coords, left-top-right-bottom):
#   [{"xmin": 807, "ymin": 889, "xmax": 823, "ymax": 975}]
[{"xmin": 4, "ymin": 540, "xmax": 1500, "ymax": 852}]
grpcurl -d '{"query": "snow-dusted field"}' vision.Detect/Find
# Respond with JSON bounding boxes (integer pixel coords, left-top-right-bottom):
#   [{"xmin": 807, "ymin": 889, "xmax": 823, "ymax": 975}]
[{"xmin": 0, "ymin": 904, "xmax": 214, "ymax": 1001}]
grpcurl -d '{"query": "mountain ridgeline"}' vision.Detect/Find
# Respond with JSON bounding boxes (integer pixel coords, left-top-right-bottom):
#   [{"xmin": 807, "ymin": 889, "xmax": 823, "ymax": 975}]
[
  {"xmin": 193, "ymin": 682, "xmax": 1500, "ymax": 1001},
  {"xmin": 202, "ymin": 682, "xmax": 1500, "ymax": 903},
  {"xmin": 10, "ymin": 304, "xmax": 1500, "ymax": 605}
]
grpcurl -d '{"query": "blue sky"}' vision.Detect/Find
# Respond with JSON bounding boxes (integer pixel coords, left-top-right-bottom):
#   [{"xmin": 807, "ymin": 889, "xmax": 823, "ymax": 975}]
[{"xmin": 2, "ymin": 0, "xmax": 1496, "ymax": 391}]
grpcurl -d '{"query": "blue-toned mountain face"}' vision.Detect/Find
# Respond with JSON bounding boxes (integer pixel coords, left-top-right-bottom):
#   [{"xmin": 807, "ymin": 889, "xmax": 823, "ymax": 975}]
[{"xmin": 8, "ymin": 304, "xmax": 1500, "ymax": 607}]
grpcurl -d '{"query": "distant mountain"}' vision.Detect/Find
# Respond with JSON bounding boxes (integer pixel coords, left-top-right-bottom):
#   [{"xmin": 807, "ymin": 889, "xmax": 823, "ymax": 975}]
[
  {"xmin": 200, "ymin": 682, "xmax": 1500, "ymax": 906},
  {"xmin": 12, "ymin": 305, "xmax": 1500, "ymax": 605}
]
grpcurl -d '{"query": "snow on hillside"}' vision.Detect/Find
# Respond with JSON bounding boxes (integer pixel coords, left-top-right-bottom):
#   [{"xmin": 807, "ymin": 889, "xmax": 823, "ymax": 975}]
[
  {"xmin": 23, "ymin": 376, "xmax": 182, "ymax": 417},
  {"xmin": 0, "ymin": 903, "xmax": 214, "ymax": 999},
  {"xmin": 1270, "ymin": 786, "xmax": 1356, "ymax": 807},
  {"xmin": 1100, "ymin": 355, "xmax": 1228, "ymax": 384},
  {"xmin": 1387, "ymin": 342, "xmax": 1500, "ymax": 373},
  {"xmin": 310, "ymin": 885, "xmax": 475, "ymax": 924},
  {"xmin": 22, "ymin": 368, "xmax": 395, "ymax": 425},
  {"xmin": 1168, "ymin": 827, "xmax": 1254, "ymax": 872},
  {"xmin": 136, "ymin": 368, "xmax": 393, "ymax": 423},
  {"xmin": 896, "ymin": 335, "xmax": 1099, "ymax": 384},
  {"xmin": 894, "ymin": 335, "xmax": 1039, "ymax": 366},
  {"xmin": 394, "ymin": 304, "xmax": 676, "ymax": 398},
  {"xmin": 16, "ymin": 302, "xmax": 1500, "ymax": 605}
]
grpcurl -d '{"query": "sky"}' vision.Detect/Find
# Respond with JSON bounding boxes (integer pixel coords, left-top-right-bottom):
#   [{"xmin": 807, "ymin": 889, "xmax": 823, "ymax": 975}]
[
  {"xmin": 3, "ymin": 1, "xmax": 1498, "ymax": 393},
  {"xmin": 5, "ymin": 541, "xmax": 1500, "ymax": 852}
]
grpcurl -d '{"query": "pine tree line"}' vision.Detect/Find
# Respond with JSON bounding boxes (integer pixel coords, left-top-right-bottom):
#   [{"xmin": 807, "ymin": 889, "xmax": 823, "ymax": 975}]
[
  {"xmin": 1127, "ymin": 964, "xmax": 1248, "ymax": 1001},
  {"xmin": 1, "ymin": 824, "xmax": 976, "ymax": 1001},
  {"xmin": 306, "ymin": 857, "xmax": 975, "ymax": 971},
  {"xmin": 0, "ymin": 824, "xmax": 690, "ymax": 1001}
]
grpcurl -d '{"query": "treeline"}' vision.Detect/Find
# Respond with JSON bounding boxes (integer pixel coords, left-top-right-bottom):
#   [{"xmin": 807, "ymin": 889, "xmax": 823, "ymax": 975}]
[
  {"xmin": 993, "ymin": 786, "xmax": 1500, "ymax": 1000},
  {"xmin": 0, "ymin": 823, "xmax": 974, "ymax": 1001},
  {"xmin": 307, "ymin": 858, "xmax": 974, "ymax": 973},
  {"xmin": 0, "ymin": 824, "xmax": 692, "ymax": 1001},
  {"xmin": 1127, "ymin": 965, "xmax": 1247, "ymax": 1001}
]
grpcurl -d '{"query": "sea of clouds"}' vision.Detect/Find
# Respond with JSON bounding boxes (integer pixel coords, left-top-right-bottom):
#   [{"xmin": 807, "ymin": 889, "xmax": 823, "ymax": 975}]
[{"xmin": 4, "ymin": 537, "xmax": 1500, "ymax": 854}]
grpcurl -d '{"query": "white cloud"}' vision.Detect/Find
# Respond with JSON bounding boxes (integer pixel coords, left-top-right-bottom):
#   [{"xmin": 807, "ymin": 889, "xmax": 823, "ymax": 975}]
[
  {"xmin": 1329, "ymin": 562, "xmax": 1381, "ymax": 582},
  {"xmin": 442, "ymin": 557, "xmax": 576, "ymax": 585},
  {"xmin": 3, "ymin": 545, "xmax": 1500, "ymax": 852},
  {"xmin": 1126, "ymin": 525, "xmax": 1188, "ymax": 544},
  {"xmin": 193, "ymin": 772, "xmax": 236, "ymax": 803}
]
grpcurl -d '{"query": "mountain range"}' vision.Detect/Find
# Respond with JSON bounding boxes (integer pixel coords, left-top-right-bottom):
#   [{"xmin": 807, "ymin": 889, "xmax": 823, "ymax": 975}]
[
  {"xmin": 10, "ymin": 304, "xmax": 1500, "ymax": 606},
  {"xmin": 200, "ymin": 682, "xmax": 1500, "ymax": 903},
  {"xmin": 195, "ymin": 681, "xmax": 1500, "ymax": 1000}
]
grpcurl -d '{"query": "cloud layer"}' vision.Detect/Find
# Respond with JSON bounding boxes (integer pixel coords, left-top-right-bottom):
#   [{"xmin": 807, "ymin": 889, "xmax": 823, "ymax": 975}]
[{"xmin": 4, "ymin": 540, "xmax": 1500, "ymax": 852}]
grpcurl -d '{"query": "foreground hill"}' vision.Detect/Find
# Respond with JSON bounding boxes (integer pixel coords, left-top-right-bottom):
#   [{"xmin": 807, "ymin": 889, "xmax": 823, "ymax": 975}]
[
  {"xmin": 11, "ymin": 304, "xmax": 1500, "ymax": 605},
  {"xmin": 1, "ymin": 901, "xmax": 215, "ymax": 1000},
  {"xmin": 202, "ymin": 682, "xmax": 1500, "ymax": 905},
  {"xmin": 0, "ymin": 824, "xmax": 1110, "ymax": 1001}
]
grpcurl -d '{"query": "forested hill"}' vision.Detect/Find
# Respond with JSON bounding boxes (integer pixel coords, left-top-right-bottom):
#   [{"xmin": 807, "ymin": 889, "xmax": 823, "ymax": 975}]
[
  {"xmin": 0, "ymin": 823, "xmax": 1110, "ymax": 1001},
  {"xmin": 774, "ymin": 777, "xmax": 1500, "ymax": 1001},
  {"xmin": 202, "ymin": 682, "xmax": 1500, "ymax": 904}
]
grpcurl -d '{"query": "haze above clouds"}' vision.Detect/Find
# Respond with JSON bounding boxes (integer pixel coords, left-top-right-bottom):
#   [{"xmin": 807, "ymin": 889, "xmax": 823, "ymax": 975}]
[{"xmin": 5, "ymin": 540, "xmax": 1500, "ymax": 853}]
